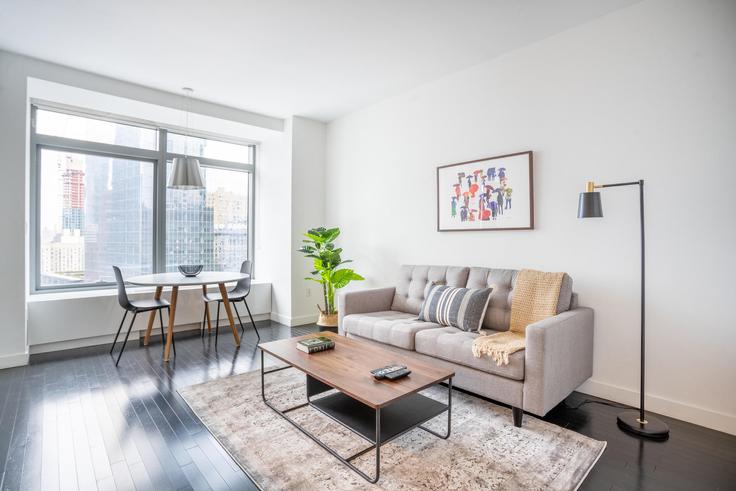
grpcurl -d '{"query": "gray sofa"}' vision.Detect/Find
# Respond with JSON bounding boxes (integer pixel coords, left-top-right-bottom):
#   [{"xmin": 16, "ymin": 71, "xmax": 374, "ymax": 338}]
[{"xmin": 337, "ymin": 265, "xmax": 594, "ymax": 427}]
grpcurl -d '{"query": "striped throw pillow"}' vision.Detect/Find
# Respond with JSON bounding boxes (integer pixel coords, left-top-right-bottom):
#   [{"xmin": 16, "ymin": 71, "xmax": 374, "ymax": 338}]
[{"xmin": 418, "ymin": 284, "xmax": 493, "ymax": 332}]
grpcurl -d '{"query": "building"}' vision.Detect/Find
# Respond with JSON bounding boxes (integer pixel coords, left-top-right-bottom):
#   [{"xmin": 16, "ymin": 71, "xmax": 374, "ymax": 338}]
[
  {"xmin": 165, "ymin": 187, "xmax": 215, "ymax": 270},
  {"xmin": 207, "ymin": 186, "xmax": 248, "ymax": 271},
  {"xmin": 61, "ymin": 165, "xmax": 85, "ymax": 231},
  {"xmin": 39, "ymin": 230, "xmax": 84, "ymax": 284}
]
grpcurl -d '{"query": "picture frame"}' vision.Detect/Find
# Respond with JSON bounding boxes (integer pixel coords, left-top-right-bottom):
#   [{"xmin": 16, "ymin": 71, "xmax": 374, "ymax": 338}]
[{"xmin": 436, "ymin": 151, "xmax": 534, "ymax": 231}]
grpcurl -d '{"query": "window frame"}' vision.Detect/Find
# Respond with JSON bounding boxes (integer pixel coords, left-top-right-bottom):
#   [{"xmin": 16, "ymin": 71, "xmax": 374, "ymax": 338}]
[{"xmin": 29, "ymin": 102, "xmax": 257, "ymax": 294}]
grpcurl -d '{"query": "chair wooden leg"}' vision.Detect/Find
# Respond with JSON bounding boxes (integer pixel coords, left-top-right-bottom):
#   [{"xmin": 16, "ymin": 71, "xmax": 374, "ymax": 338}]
[
  {"xmin": 110, "ymin": 311, "xmax": 128, "ymax": 354},
  {"xmin": 243, "ymin": 299, "xmax": 260, "ymax": 340},
  {"xmin": 116, "ymin": 312, "xmax": 137, "ymax": 366},
  {"xmin": 167, "ymin": 307, "xmax": 176, "ymax": 356},
  {"xmin": 217, "ymin": 282, "xmax": 241, "ymax": 347}
]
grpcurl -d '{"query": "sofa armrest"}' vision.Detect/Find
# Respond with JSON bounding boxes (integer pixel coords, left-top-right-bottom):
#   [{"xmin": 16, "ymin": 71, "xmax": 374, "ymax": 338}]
[
  {"xmin": 522, "ymin": 307, "xmax": 594, "ymax": 416},
  {"xmin": 336, "ymin": 287, "xmax": 396, "ymax": 335}
]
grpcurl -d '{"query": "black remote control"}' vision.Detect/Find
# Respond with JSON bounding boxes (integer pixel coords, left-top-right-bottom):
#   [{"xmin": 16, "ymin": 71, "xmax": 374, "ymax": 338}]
[
  {"xmin": 371, "ymin": 364, "xmax": 407, "ymax": 379},
  {"xmin": 384, "ymin": 368, "xmax": 411, "ymax": 380}
]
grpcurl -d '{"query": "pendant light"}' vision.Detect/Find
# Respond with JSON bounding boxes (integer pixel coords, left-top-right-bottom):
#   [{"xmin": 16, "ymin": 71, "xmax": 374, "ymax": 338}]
[{"xmin": 167, "ymin": 87, "xmax": 204, "ymax": 189}]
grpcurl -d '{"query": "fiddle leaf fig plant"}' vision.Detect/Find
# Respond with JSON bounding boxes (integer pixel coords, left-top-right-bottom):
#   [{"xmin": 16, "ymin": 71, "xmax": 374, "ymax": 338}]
[{"xmin": 298, "ymin": 227, "xmax": 364, "ymax": 316}]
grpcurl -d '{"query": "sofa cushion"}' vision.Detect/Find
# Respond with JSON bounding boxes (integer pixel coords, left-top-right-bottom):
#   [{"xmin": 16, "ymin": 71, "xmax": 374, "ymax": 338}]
[
  {"xmin": 418, "ymin": 284, "xmax": 493, "ymax": 332},
  {"xmin": 342, "ymin": 311, "xmax": 443, "ymax": 350},
  {"xmin": 391, "ymin": 265, "xmax": 469, "ymax": 315},
  {"xmin": 465, "ymin": 267, "xmax": 573, "ymax": 331},
  {"xmin": 414, "ymin": 327, "xmax": 525, "ymax": 381}
]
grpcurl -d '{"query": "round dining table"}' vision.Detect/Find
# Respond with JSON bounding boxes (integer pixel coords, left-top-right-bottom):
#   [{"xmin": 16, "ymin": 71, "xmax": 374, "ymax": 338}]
[{"xmin": 127, "ymin": 271, "xmax": 249, "ymax": 362}]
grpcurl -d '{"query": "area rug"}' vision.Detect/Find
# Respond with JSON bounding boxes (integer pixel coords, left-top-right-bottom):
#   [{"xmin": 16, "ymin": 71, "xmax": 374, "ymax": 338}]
[{"xmin": 178, "ymin": 368, "xmax": 605, "ymax": 490}]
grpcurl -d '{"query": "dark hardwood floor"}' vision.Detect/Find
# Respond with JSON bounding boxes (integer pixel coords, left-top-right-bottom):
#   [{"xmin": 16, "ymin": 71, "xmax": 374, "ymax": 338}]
[{"xmin": 0, "ymin": 322, "xmax": 733, "ymax": 490}]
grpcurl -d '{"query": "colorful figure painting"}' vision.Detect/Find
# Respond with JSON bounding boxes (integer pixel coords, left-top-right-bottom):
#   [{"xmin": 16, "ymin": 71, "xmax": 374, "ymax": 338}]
[{"xmin": 437, "ymin": 151, "xmax": 533, "ymax": 231}]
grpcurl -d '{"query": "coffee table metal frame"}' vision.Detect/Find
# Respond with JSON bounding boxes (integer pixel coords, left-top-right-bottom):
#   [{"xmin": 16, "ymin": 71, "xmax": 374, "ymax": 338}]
[{"xmin": 260, "ymin": 350, "xmax": 452, "ymax": 483}]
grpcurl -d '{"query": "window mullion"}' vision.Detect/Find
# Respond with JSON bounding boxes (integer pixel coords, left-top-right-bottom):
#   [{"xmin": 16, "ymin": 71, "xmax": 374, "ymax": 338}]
[
  {"xmin": 33, "ymin": 134, "xmax": 159, "ymax": 161},
  {"xmin": 156, "ymin": 129, "xmax": 168, "ymax": 273}
]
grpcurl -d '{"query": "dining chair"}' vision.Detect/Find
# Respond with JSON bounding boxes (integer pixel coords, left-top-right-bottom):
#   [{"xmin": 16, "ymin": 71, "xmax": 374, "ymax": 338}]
[
  {"xmin": 110, "ymin": 266, "xmax": 175, "ymax": 366},
  {"xmin": 201, "ymin": 260, "xmax": 260, "ymax": 346}
]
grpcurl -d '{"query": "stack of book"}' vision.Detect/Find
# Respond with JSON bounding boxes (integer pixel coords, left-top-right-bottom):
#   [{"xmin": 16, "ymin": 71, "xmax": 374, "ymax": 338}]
[{"xmin": 296, "ymin": 336, "xmax": 335, "ymax": 354}]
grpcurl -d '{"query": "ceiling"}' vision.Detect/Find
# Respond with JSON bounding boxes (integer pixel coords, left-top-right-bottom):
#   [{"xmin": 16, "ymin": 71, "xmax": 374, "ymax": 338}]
[{"xmin": 0, "ymin": 0, "xmax": 638, "ymax": 122}]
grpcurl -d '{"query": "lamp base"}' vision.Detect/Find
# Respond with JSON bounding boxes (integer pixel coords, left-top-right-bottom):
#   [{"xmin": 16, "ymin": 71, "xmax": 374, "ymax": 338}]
[{"xmin": 617, "ymin": 410, "xmax": 670, "ymax": 439}]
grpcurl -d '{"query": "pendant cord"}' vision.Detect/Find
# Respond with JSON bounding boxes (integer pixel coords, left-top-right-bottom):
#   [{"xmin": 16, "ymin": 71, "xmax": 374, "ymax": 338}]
[{"xmin": 183, "ymin": 87, "xmax": 193, "ymax": 158}]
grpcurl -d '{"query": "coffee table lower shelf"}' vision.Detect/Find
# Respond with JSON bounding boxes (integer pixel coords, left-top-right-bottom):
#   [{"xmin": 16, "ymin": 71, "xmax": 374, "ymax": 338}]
[
  {"xmin": 260, "ymin": 351, "xmax": 452, "ymax": 483},
  {"xmin": 311, "ymin": 390, "xmax": 448, "ymax": 443}
]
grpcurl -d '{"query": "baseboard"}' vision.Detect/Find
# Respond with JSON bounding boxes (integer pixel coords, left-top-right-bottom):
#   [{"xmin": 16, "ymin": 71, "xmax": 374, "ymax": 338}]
[
  {"xmin": 0, "ymin": 350, "xmax": 30, "ymax": 369},
  {"xmin": 578, "ymin": 379, "xmax": 736, "ymax": 436},
  {"xmin": 290, "ymin": 313, "xmax": 319, "ymax": 326},
  {"xmin": 210, "ymin": 312, "xmax": 271, "ymax": 323},
  {"xmin": 29, "ymin": 324, "xmax": 198, "ymax": 355},
  {"xmin": 270, "ymin": 312, "xmax": 318, "ymax": 327},
  {"xmin": 30, "ymin": 334, "xmax": 117, "ymax": 355}
]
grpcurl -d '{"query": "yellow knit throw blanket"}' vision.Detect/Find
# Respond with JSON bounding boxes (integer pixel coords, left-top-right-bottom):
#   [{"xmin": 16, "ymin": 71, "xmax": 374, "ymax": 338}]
[{"xmin": 472, "ymin": 269, "xmax": 565, "ymax": 365}]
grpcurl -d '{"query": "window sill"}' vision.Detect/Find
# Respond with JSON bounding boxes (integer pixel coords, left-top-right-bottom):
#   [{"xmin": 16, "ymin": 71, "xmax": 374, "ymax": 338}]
[{"xmin": 27, "ymin": 280, "xmax": 270, "ymax": 303}]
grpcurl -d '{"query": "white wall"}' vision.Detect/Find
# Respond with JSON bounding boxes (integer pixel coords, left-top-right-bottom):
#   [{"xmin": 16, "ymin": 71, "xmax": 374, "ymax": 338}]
[
  {"xmin": 0, "ymin": 50, "xmax": 30, "ymax": 368},
  {"xmin": 255, "ymin": 115, "xmax": 327, "ymax": 327},
  {"xmin": 0, "ymin": 50, "xmax": 291, "ymax": 366},
  {"xmin": 290, "ymin": 116, "xmax": 327, "ymax": 324},
  {"xmin": 325, "ymin": 0, "xmax": 736, "ymax": 434}
]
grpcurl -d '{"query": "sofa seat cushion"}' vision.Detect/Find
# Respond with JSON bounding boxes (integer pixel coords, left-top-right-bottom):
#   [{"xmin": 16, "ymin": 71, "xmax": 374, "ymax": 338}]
[
  {"xmin": 414, "ymin": 327, "xmax": 525, "ymax": 381},
  {"xmin": 342, "ymin": 311, "xmax": 443, "ymax": 350}
]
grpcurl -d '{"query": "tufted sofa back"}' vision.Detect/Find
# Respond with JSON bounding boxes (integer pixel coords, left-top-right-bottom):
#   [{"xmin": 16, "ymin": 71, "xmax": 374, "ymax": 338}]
[{"xmin": 391, "ymin": 265, "xmax": 574, "ymax": 332}]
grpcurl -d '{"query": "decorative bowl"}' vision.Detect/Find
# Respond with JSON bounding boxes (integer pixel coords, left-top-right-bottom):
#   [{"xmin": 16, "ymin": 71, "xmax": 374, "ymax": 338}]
[{"xmin": 178, "ymin": 265, "xmax": 203, "ymax": 277}]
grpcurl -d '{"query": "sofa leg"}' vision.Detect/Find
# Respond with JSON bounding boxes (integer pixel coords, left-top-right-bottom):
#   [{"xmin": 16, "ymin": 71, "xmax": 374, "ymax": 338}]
[{"xmin": 512, "ymin": 407, "xmax": 523, "ymax": 427}]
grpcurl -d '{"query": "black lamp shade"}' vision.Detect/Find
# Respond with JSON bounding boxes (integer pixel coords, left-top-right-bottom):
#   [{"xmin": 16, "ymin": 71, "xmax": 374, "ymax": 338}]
[{"xmin": 578, "ymin": 192, "xmax": 603, "ymax": 218}]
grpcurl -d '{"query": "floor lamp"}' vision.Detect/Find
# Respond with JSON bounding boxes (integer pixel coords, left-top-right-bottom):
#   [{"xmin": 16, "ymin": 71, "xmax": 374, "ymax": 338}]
[{"xmin": 578, "ymin": 180, "xmax": 670, "ymax": 439}]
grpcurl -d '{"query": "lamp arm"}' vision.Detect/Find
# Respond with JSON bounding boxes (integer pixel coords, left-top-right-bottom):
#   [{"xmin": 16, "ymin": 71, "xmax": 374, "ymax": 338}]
[{"xmin": 600, "ymin": 180, "xmax": 642, "ymax": 188}]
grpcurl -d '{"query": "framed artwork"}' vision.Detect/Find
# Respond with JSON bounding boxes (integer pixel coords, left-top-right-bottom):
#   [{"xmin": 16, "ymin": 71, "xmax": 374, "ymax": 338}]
[{"xmin": 437, "ymin": 151, "xmax": 533, "ymax": 231}]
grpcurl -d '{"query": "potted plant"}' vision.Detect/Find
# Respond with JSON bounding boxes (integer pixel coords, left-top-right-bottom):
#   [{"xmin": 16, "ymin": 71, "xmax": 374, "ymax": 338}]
[{"xmin": 298, "ymin": 227, "xmax": 364, "ymax": 327}]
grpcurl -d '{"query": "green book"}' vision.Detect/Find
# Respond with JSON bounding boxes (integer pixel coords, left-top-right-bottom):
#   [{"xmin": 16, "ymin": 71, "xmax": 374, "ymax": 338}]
[{"xmin": 296, "ymin": 336, "xmax": 335, "ymax": 353}]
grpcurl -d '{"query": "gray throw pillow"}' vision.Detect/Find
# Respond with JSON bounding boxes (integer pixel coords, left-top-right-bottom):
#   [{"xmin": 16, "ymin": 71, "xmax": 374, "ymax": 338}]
[{"xmin": 418, "ymin": 284, "xmax": 493, "ymax": 332}]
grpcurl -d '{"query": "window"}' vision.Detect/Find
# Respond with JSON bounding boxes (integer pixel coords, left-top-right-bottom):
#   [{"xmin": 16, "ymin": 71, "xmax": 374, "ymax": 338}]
[
  {"xmin": 166, "ymin": 165, "xmax": 250, "ymax": 272},
  {"xmin": 36, "ymin": 109, "xmax": 158, "ymax": 150},
  {"xmin": 167, "ymin": 132, "xmax": 252, "ymax": 163},
  {"xmin": 38, "ymin": 149, "xmax": 154, "ymax": 287},
  {"xmin": 31, "ymin": 106, "xmax": 255, "ymax": 292}
]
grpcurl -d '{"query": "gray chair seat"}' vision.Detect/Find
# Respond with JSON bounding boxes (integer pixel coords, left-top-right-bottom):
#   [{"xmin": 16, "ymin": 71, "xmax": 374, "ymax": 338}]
[
  {"xmin": 130, "ymin": 298, "xmax": 171, "ymax": 312},
  {"xmin": 414, "ymin": 327, "xmax": 525, "ymax": 381},
  {"xmin": 342, "ymin": 311, "xmax": 443, "ymax": 350},
  {"xmin": 202, "ymin": 287, "xmax": 248, "ymax": 303}
]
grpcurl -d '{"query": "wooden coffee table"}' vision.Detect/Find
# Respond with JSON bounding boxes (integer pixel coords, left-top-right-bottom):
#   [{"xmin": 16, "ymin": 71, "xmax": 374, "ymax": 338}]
[{"xmin": 258, "ymin": 331, "xmax": 454, "ymax": 483}]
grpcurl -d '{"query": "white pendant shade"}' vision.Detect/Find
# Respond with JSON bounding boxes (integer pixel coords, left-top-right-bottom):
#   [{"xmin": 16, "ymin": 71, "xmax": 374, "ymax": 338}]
[{"xmin": 167, "ymin": 156, "xmax": 204, "ymax": 189}]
